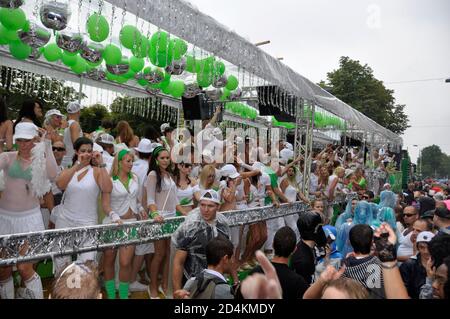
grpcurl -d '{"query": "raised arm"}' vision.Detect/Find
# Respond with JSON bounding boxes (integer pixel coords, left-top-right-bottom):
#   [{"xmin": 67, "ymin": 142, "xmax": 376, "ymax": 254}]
[
  {"xmin": 3, "ymin": 120, "xmax": 13, "ymax": 151},
  {"xmin": 56, "ymin": 163, "xmax": 81, "ymax": 190},
  {"xmin": 70, "ymin": 121, "xmax": 81, "ymax": 145}
]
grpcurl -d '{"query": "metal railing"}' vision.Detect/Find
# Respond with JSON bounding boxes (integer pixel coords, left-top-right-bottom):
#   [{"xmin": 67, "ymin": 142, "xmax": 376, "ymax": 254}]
[{"xmin": 0, "ymin": 194, "xmax": 356, "ymax": 266}]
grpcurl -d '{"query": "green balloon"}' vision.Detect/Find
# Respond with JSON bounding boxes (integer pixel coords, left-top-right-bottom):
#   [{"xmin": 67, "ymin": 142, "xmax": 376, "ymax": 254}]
[
  {"xmin": 106, "ymin": 72, "xmax": 119, "ymax": 82},
  {"xmin": 61, "ymin": 51, "xmax": 78, "ymax": 66},
  {"xmin": 131, "ymin": 36, "xmax": 149, "ymax": 58},
  {"xmin": 185, "ymin": 55, "xmax": 197, "ymax": 73},
  {"xmin": 137, "ymin": 78, "xmax": 148, "ymax": 86},
  {"xmin": 71, "ymin": 56, "xmax": 87, "ymax": 74},
  {"xmin": 150, "ymin": 31, "xmax": 169, "ymax": 53},
  {"xmin": 215, "ymin": 61, "xmax": 226, "ymax": 75},
  {"xmin": 123, "ymin": 69, "xmax": 136, "ymax": 79},
  {"xmin": 168, "ymin": 80, "xmax": 185, "ymax": 98},
  {"xmin": 86, "ymin": 14, "xmax": 110, "ymax": 42},
  {"xmin": 220, "ymin": 88, "xmax": 231, "ymax": 101},
  {"xmin": 0, "ymin": 8, "xmax": 26, "ymax": 31},
  {"xmin": 197, "ymin": 72, "xmax": 212, "ymax": 88},
  {"xmin": 103, "ymin": 44, "xmax": 122, "ymax": 65},
  {"xmin": 43, "ymin": 43, "xmax": 62, "ymax": 62},
  {"xmin": 129, "ymin": 56, "xmax": 144, "ymax": 72},
  {"xmin": 119, "ymin": 25, "xmax": 141, "ymax": 50},
  {"xmin": 226, "ymin": 75, "xmax": 239, "ymax": 91},
  {"xmin": 149, "ymin": 44, "xmax": 171, "ymax": 68},
  {"xmin": 172, "ymin": 38, "xmax": 187, "ymax": 60},
  {"xmin": 159, "ymin": 73, "xmax": 171, "ymax": 90},
  {"xmin": 0, "ymin": 24, "xmax": 18, "ymax": 42},
  {"xmin": 9, "ymin": 41, "xmax": 31, "ymax": 60}
]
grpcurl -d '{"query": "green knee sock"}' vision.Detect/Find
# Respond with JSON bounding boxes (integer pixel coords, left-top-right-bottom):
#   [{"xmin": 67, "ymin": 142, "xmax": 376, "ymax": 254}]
[
  {"xmin": 118, "ymin": 282, "xmax": 129, "ymax": 299},
  {"xmin": 105, "ymin": 280, "xmax": 116, "ymax": 299}
]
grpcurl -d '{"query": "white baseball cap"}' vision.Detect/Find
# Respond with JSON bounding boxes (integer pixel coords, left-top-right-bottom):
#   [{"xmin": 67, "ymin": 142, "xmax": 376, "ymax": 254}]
[
  {"xmin": 220, "ymin": 164, "xmax": 240, "ymax": 179},
  {"xmin": 13, "ymin": 122, "xmax": 39, "ymax": 142},
  {"xmin": 67, "ymin": 101, "xmax": 81, "ymax": 114},
  {"xmin": 199, "ymin": 189, "xmax": 221, "ymax": 204},
  {"xmin": 134, "ymin": 138, "xmax": 154, "ymax": 154},
  {"xmin": 98, "ymin": 133, "xmax": 115, "ymax": 145},
  {"xmin": 93, "ymin": 143, "xmax": 104, "ymax": 153},
  {"xmin": 160, "ymin": 123, "xmax": 172, "ymax": 133},
  {"xmin": 416, "ymin": 231, "xmax": 435, "ymax": 244},
  {"xmin": 45, "ymin": 109, "xmax": 65, "ymax": 119}
]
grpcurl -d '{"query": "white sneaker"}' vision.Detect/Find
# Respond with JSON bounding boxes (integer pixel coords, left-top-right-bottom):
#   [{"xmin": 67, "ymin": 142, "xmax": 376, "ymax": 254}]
[{"xmin": 129, "ymin": 281, "xmax": 148, "ymax": 292}]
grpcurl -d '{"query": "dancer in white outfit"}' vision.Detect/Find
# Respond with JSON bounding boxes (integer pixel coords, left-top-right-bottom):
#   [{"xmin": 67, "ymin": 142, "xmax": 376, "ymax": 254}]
[
  {"xmin": 61, "ymin": 102, "xmax": 83, "ymax": 168},
  {"xmin": 54, "ymin": 137, "xmax": 112, "ymax": 275},
  {"xmin": 102, "ymin": 149, "xmax": 147, "ymax": 299},
  {"xmin": 0, "ymin": 123, "xmax": 58, "ymax": 299},
  {"xmin": 146, "ymin": 146, "xmax": 187, "ymax": 298}
]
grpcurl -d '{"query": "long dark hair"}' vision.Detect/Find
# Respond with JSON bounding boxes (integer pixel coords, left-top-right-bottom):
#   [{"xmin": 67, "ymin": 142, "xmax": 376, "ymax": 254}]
[
  {"xmin": 148, "ymin": 146, "xmax": 173, "ymax": 192},
  {"xmin": 0, "ymin": 96, "xmax": 8, "ymax": 124},
  {"xmin": 72, "ymin": 137, "xmax": 93, "ymax": 166},
  {"xmin": 13, "ymin": 99, "xmax": 43, "ymax": 130},
  {"xmin": 173, "ymin": 163, "xmax": 191, "ymax": 188}
]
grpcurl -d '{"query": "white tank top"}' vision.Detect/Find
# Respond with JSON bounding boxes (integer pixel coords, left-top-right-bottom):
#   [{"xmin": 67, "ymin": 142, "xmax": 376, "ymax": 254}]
[
  {"xmin": 235, "ymin": 181, "xmax": 247, "ymax": 207},
  {"xmin": 284, "ymin": 182, "xmax": 298, "ymax": 203},
  {"xmin": 110, "ymin": 175, "xmax": 140, "ymax": 216},
  {"xmin": 62, "ymin": 166, "xmax": 100, "ymax": 224},
  {"xmin": 247, "ymin": 184, "xmax": 259, "ymax": 208},
  {"xmin": 177, "ymin": 184, "xmax": 195, "ymax": 206},
  {"xmin": 62, "ymin": 120, "xmax": 83, "ymax": 168}
]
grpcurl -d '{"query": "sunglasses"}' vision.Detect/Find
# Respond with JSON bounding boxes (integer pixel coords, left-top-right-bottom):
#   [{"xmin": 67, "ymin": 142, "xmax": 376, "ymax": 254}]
[
  {"xmin": 403, "ymin": 213, "xmax": 416, "ymax": 217},
  {"xmin": 16, "ymin": 138, "xmax": 33, "ymax": 143},
  {"xmin": 53, "ymin": 147, "xmax": 66, "ymax": 152},
  {"xmin": 182, "ymin": 163, "xmax": 192, "ymax": 168}
]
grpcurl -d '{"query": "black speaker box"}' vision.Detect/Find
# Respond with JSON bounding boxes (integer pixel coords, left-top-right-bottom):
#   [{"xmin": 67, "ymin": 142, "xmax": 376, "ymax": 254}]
[{"xmin": 181, "ymin": 94, "xmax": 223, "ymax": 121}]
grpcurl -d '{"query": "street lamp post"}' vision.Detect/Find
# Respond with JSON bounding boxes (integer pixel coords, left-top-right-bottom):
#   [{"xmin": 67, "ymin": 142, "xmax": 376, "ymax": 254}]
[{"xmin": 413, "ymin": 145, "xmax": 421, "ymax": 178}]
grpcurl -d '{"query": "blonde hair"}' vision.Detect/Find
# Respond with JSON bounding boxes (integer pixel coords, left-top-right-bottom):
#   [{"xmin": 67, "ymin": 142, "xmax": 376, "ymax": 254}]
[
  {"xmin": 116, "ymin": 120, "xmax": 134, "ymax": 147},
  {"xmin": 110, "ymin": 150, "xmax": 133, "ymax": 178},
  {"xmin": 334, "ymin": 167, "xmax": 345, "ymax": 176},
  {"xmin": 200, "ymin": 164, "xmax": 216, "ymax": 189},
  {"xmin": 323, "ymin": 278, "xmax": 369, "ymax": 299},
  {"xmin": 52, "ymin": 261, "xmax": 100, "ymax": 299}
]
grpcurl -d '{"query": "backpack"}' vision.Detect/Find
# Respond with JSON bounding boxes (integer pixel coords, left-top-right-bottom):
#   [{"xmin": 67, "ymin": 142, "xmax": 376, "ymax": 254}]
[{"xmin": 189, "ymin": 271, "xmax": 229, "ymax": 299}]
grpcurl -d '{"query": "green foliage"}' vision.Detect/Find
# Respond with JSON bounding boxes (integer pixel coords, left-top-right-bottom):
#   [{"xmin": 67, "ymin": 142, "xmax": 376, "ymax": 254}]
[
  {"xmin": 319, "ymin": 56, "xmax": 409, "ymax": 134},
  {"xmin": 419, "ymin": 145, "xmax": 450, "ymax": 178},
  {"xmin": 80, "ymin": 104, "xmax": 111, "ymax": 133}
]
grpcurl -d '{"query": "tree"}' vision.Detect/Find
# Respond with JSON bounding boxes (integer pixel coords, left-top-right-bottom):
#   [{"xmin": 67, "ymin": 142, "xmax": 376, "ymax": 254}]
[
  {"xmin": 319, "ymin": 56, "xmax": 410, "ymax": 134},
  {"xmin": 80, "ymin": 104, "xmax": 111, "ymax": 134},
  {"xmin": 418, "ymin": 145, "xmax": 450, "ymax": 178}
]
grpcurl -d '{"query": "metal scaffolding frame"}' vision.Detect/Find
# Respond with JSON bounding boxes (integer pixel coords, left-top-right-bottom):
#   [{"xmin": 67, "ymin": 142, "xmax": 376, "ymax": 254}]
[{"xmin": 294, "ymin": 99, "xmax": 315, "ymax": 195}]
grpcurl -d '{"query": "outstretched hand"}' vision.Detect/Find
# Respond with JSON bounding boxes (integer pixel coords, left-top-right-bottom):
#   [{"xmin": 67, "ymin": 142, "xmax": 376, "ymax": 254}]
[{"xmin": 240, "ymin": 251, "xmax": 282, "ymax": 299}]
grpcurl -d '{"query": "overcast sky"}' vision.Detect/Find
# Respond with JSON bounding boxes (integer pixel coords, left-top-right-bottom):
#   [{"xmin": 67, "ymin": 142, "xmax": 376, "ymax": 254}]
[{"xmin": 188, "ymin": 0, "xmax": 450, "ymax": 163}]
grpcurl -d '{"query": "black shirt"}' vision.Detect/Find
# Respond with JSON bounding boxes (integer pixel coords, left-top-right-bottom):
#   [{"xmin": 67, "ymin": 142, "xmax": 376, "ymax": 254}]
[
  {"xmin": 290, "ymin": 240, "xmax": 316, "ymax": 285},
  {"xmin": 250, "ymin": 262, "xmax": 309, "ymax": 299},
  {"xmin": 400, "ymin": 255, "xmax": 427, "ymax": 299}
]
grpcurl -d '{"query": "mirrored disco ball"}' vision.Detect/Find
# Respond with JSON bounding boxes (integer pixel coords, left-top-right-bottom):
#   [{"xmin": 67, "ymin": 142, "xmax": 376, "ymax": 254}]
[{"xmin": 40, "ymin": 1, "xmax": 71, "ymax": 31}]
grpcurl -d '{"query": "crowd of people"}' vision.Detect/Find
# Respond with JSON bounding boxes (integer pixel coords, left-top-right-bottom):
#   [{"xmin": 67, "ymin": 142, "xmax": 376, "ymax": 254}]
[{"xmin": 0, "ymin": 98, "xmax": 449, "ymax": 300}]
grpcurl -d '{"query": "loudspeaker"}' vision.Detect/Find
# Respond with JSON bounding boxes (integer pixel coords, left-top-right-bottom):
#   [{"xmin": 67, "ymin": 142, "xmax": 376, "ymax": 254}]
[{"xmin": 181, "ymin": 94, "xmax": 223, "ymax": 121}]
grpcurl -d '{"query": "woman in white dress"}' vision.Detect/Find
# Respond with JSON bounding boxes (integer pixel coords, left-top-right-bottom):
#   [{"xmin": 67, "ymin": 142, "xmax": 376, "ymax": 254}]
[
  {"xmin": 146, "ymin": 146, "xmax": 186, "ymax": 298},
  {"xmin": 54, "ymin": 137, "xmax": 112, "ymax": 275}
]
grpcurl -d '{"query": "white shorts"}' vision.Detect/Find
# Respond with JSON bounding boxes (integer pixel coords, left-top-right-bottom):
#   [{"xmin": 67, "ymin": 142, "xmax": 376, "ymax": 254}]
[
  {"xmin": 0, "ymin": 206, "xmax": 45, "ymax": 236},
  {"xmin": 135, "ymin": 243, "xmax": 155, "ymax": 256}
]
